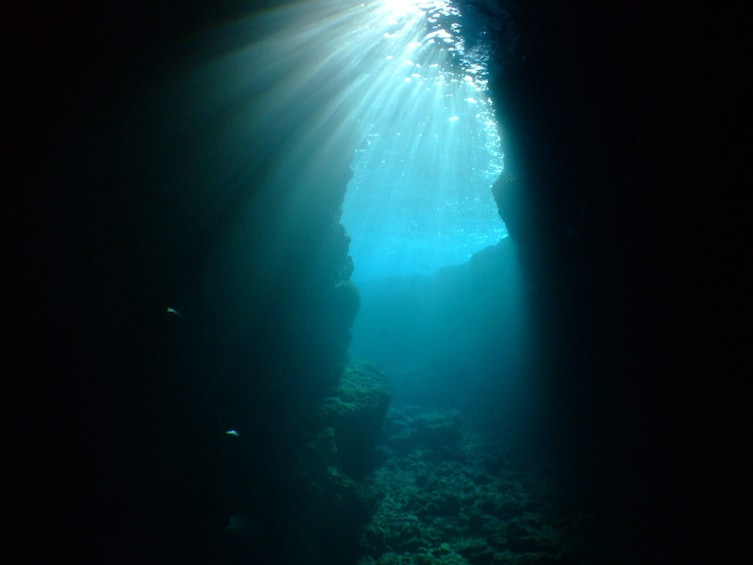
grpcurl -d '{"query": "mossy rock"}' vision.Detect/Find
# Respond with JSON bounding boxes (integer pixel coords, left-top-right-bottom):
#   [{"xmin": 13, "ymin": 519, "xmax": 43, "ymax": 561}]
[
  {"xmin": 319, "ymin": 358, "xmax": 391, "ymax": 477},
  {"xmin": 416, "ymin": 543, "xmax": 471, "ymax": 565},
  {"xmin": 301, "ymin": 426, "xmax": 338, "ymax": 470},
  {"xmin": 387, "ymin": 408, "xmax": 463, "ymax": 453},
  {"xmin": 323, "ymin": 359, "xmax": 391, "ymax": 416}
]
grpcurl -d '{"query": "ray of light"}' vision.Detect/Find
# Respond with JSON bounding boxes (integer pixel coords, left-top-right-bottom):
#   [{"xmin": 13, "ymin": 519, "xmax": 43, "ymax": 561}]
[
  {"xmin": 338, "ymin": 0, "xmax": 508, "ymax": 281},
  {"xmin": 153, "ymin": 0, "xmax": 506, "ymax": 283}
]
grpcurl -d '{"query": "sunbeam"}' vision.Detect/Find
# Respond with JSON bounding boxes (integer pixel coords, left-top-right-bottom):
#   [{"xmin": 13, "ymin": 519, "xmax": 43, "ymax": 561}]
[
  {"xmin": 160, "ymin": 0, "xmax": 505, "ymax": 285},
  {"xmin": 340, "ymin": 0, "xmax": 507, "ymax": 281}
]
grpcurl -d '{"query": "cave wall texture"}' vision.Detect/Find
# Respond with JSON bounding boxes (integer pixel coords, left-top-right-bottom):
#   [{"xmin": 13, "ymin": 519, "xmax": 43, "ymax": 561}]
[
  {"xmin": 10, "ymin": 0, "xmax": 751, "ymax": 563},
  {"xmin": 12, "ymin": 1, "xmax": 372, "ymax": 562},
  {"xmin": 455, "ymin": 2, "xmax": 752, "ymax": 562}
]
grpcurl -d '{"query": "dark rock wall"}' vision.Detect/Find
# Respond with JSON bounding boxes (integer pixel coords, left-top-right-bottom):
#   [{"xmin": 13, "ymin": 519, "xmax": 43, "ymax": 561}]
[
  {"xmin": 457, "ymin": 0, "xmax": 752, "ymax": 562},
  {"xmin": 12, "ymin": 1, "xmax": 376, "ymax": 563},
  {"xmin": 462, "ymin": 0, "xmax": 628, "ymax": 526}
]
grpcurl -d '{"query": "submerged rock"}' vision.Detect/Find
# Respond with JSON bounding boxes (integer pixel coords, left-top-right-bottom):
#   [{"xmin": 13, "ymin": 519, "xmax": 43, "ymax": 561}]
[
  {"xmin": 276, "ymin": 358, "xmax": 391, "ymax": 563},
  {"xmin": 386, "ymin": 407, "xmax": 463, "ymax": 454},
  {"xmin": 320, "ymin": 358, "xmax": 391, "ymax": 477},
  {"xmin": 358, "ymin": 410, "xmax": 593, "ymax": 565}
]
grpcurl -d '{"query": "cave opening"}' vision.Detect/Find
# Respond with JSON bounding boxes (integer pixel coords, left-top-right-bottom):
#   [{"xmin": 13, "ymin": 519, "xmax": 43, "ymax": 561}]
[
  {"xmin": 35, "ymin": 0, "xmax": 551, "ymax": 562},
  {"xmin": 339, "ymin": 1, "xmax": 528, "ymax": 404},
  {"xmin": 27, "ymin": 0, "xmax": 741, "ymax": 562},
  {"xmin": 341, "ymin": 0, "xmax": 507, "ymax": 283}
]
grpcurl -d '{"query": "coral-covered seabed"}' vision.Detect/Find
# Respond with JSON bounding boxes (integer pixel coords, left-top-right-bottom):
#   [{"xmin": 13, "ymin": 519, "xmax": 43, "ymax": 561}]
[{"xmin": 357, "ymin": 404, "xmax": 602, "ymax": 565}]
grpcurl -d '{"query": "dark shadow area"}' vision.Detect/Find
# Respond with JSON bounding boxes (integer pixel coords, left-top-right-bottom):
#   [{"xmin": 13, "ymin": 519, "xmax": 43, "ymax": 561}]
[{"xmin": 465, "ymin": 1, "xmax": 753, "ymax": 562}]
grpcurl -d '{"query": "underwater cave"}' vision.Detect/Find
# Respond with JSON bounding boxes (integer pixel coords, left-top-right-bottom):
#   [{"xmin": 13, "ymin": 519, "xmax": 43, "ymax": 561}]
[{"xmin": 17, "ymin": 0, "xmax": 751, "ymax": 564}]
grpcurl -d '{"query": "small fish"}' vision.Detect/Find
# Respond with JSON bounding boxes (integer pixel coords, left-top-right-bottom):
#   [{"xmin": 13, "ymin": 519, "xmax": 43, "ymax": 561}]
[
  {"xmin": 225, "ymin": 429, "xmax": 240, "ymax": 438},
  {"xmin": 166, "ymin": 307, "xmax": 181, "ymax": 316}
]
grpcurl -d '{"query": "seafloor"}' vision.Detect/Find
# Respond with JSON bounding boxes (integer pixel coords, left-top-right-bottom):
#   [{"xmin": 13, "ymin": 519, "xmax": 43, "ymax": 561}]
[{"xmin": 356, "ymin": 404, "xmax": 603, "ymax": 565}]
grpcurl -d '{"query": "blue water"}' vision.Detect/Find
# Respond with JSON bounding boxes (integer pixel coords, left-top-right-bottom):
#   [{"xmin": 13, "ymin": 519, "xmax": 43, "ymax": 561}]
[
  {"xmin": 340, "ymin": 0, "xmax": 507, "ymax": 282},
  {"xmin": 42, "ymin": 1, "xmax": 615, "ymax": 563}
]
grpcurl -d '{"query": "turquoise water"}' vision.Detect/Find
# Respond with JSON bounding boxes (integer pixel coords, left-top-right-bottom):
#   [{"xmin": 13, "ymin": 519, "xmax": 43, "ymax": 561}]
[
  {"xmin": 36, "ymin": 1, "xmax": 623, "ymax": 564},
  {"xmin": 340, "ymin": 0, "xmax": 507, "ymax": 282}
]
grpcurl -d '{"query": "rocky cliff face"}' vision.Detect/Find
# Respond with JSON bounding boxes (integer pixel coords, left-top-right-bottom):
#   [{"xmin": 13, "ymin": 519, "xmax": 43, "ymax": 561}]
[
  {"xmin": 458, "ymin": 1, "xmax": 752, "ymax": 561},
  {"xmin": 14, "ymin": 2, "xmax": 383, "ymax": 562}
]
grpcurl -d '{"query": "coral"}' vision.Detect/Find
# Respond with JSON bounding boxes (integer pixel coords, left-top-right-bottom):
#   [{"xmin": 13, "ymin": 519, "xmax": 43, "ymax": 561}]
[{"xmin": 357, "ymin": 405, "xmax": 590, "ymax": 565}]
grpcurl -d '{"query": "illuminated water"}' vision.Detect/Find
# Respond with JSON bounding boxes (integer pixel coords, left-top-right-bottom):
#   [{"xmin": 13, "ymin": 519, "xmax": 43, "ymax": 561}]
[
  {"xmin": 46, "ymin": 1, "xmax": 554, "ymax": 563},
  {"xmin": 340, "ymin": 0, "xmax": 507, "ymax": 282},
  {"xmin": 36, "ymin": 0, "xmax": 687, "ymax": 562}
]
